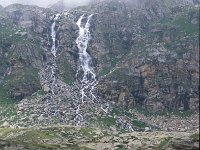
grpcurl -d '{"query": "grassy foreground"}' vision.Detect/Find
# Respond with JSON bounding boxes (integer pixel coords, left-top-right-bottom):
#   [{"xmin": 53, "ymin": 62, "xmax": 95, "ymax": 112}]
[{"xmin": 0, "ymin": 126, "xmax": 199, "ymax": 150}]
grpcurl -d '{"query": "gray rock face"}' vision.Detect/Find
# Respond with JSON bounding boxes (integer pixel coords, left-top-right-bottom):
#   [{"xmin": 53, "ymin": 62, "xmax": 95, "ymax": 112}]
[
  {"xmin": 82, "ymin": 0, "xmax": 199, "ymax": 113},
  {"xmin": 51, "ymin": 0, "xmax": 199, "ymax": 113},
  {"xmin": 0, "ymin": 4, "xmax": 55, "ymax": 100},
  {"xmin": 4, "ymin": 4, "xmax": 53, "ymax": 31}
]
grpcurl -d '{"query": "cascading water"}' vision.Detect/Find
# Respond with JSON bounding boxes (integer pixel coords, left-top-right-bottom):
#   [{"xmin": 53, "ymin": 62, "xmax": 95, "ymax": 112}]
[
  {"xmin": 75, "ymin": 14, "xmax": 97, "ymax": 125},
  {"xmin": 75, "ymin": 14, "xmax": 134, "ymax": 130},
  {"xmin": 51, "ymin": 14, "xmax": 60, "ymax": 57},
  {"xmin": 50, "ymin": 14, "xmax": 60, "ymax": 95}
]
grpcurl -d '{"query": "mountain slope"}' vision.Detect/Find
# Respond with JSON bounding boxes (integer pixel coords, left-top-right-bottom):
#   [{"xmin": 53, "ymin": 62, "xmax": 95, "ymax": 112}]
[{"xmin": 0, "ymin": 0, "xmax": 199, "ymax": 132}]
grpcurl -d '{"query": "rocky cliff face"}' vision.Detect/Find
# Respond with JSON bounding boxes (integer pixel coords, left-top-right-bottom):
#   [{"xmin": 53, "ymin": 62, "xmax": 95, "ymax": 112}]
[
  {"xmin": 0, "ymin": 0, "xmax": 199, "ymax": 131},
  {"xmin": 57, "ymin": 0, "xmax": 199, "ymax": 112},
  {"xmin": 0, "ymin": 4, "xmax": 56, "ymax": 100}
]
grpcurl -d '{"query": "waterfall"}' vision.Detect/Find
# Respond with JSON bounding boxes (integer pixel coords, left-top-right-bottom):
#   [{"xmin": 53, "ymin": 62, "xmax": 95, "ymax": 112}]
[
  {"xmin": 75, "ymin": 14, "xmax": 97, "ymax": 125},
  {"xmin": 50, "ymin": 14, "xmax": 60, "ymax": 95},
  {"xmin": 51, "ymin": 14, "xmax": 60, "ymax": 57}
]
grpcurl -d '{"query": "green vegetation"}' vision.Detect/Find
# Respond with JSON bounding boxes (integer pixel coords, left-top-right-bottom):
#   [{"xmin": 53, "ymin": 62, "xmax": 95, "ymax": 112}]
[
  {"xmin": 190, "ymin": 133, "xmax": 199, "ymax": 141},
  {"xmin": 0, "ymin": 128, "xmax": 23, "ymax": 138},
  {"xmin": 116, "ymin": 144, "xmax": 126, "ymax": 150},
  {"xmin": 98, "ymin": 116, "xmax": 117, "ymax": 127},
  {"xmin": 0, "ymin": 86, "xmax": 17, "ymax": 126},
  {"xmin": 0, "ymin": 66, "xmax": 41, "ymax": 104},
  {"xmin": 110, "ymin": 107, "xmax": 149, "ymax": 129},
  {"xmin": 160, "ymin": 8, "xmax": 198, "ymax": 35},
  {"xmin": 0, "ymin": 22, "xmax": 43, "ymax": 103},
  {"xmin": 111, "ymin": 68, "xmax": 129, "ymax": 81},
  {"xmin": 136, "ymin": 105, "xmax": 196, "ymax": 118},
  {"xmin": 36, "ymin": 90, "xmax": 46, "ymax": 96},
  {"xmin": 79, "ymin": 128, "xmax": 95, "ymax": 138},
  {"xmin": 57, "ymin": 53, "xmax": 75, "ymax": 85},
  {"xmin": 172, "ymin": 110, "xmax": 196, "ymax": 118},
  {"xmin": 111, "ymin": 107, "xmax": 122, "ymax": 116},
  {"xmin": 156, "ymin": 137, "xmax": 172, "ymax": 150},
  {"xmin": 0, "ymin": 126, "xmax": 196, "ymax": 150},
  {"xmin": 26, "ymin": 90, "xmax": 46, "ymax": 101},
  {"xmin": 100, "ymin": 29, "xmax": 140, "ymax": 76},
  {"xmin": 99, "ymin": 54, "xmax": 122, "ymax": 76},
  {"xmin": 4, "ymin": 67, "xmax": 40, "ymax": 90},
  {"xmin": 99, "ymin": 66, "xmax": 113, "ymax": 76},
  {"xmin": 0, "ymin": 127, "xmax": 96, "ymax": 150},
  {"xmin": 17, "ymin": 130, "xmax": 57, "ymax": 140},
  {"xmin": 0, "ymin": 87, "xmax": 14, "ymax": 106},
  {"xmin": 0, "ymin": 57, "xmax": 9, "ymax": 76},
  {"xmin": 132, "ymin": 119, "xmax": 146, "ymax": 128},
  {"xmin": 0, "ymin": 25, "xmax": 31, "ymax": 48}
]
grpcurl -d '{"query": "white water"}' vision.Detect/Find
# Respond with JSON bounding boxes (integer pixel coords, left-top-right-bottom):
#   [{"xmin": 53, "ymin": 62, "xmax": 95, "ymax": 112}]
[
  {"xmin": 75, "ymin": 14, "xmax": 97, "ymax": 125},
  {"xmin": 50, "ymin": 14, "xmax": 60, "ymax": 95},
  {"xmin": 51, "ymin": 14, "xmax": 60, "ymax": 57}
]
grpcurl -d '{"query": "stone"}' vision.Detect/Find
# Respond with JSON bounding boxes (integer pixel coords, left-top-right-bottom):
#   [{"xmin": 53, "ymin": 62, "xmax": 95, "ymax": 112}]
[
  {"xmin": 145, "ymin": 127, "xmax": 151, "ymax": 132},
  {"xmin": 43, "ymin": 85, "xmax": 50, "ymax": 92},
  {"xmin": 2, "ymin": 122, "xmax": 9, "ymax": 128}
]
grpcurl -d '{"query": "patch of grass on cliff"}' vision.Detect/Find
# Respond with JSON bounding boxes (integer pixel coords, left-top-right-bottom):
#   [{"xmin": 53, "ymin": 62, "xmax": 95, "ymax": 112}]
[
  {"xmin": 132, "ymin": 119, "xmax": 146, "ymax": 128},
  {"xmin": 2, "ymin": 66, "xmax": 41, "ymax": 101},
  {"xmin": 172, "ymin": 110, "xmax": 195, "ymax": 117},
  {"xmin": 0, "ymin": 25, "xmax": 31, "ymax": 46},
  {"xmin": 0, "ymin": 24, "xmax": 15, "ymax": 37},
  {"xmin": 0, "ymin": 106, "xmax": 17, "ymax": 118},
  {"xmin": 111, "ymin": 69, "xmax": 126, "ymax": 81},
  {"xmin": 160, "ymin": 9, "xmax": 198, "ymax": 35},
  {"xmin": 109, "ymin": 68, "xmax": 130, "ymax": 83},
  {"xmin": 26, "ymin": 90, "xmax": 46, "ymax": 101},
  {"xmin": 5, "ymin": 67, "xmax": 40, "ymax": 89},
  {"xmin": 100, "ymin": 66, "xmax": 113, "ymax": 76},
  {"xmin": 0, "ymin": 87, "xmax": 14, "ymax": 105},
  {"xmin": 137, "ymin": 105, "xmax": 196, "ymax": 118},
  {"xmin": 111, "ymin": 107, "xmax": 135, "ymax": 119},
  {"xmin": 154, "ymin": 110, "xmax": 196, "ymax": 118},
  {"xmin": 0, "ymin": 58, "xmax": 9, "ymax": 77},
  {"xmin": 111, "ymin": 107, "xmax": 122, "ymax": 116},
  {"xmin": 57, "ymin": 53, "xmax": 75, "ymax": 85},
  {"xmin": 99, "ymin": 52, "xmax": 128, "ymax": 76},
  {"xmin": 95, "ymin": 116, "xmax": 117, "ymax": 127},
  {"xmin": 99, "ymin": 56, "xmax": 121, "ymax": 76}
]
